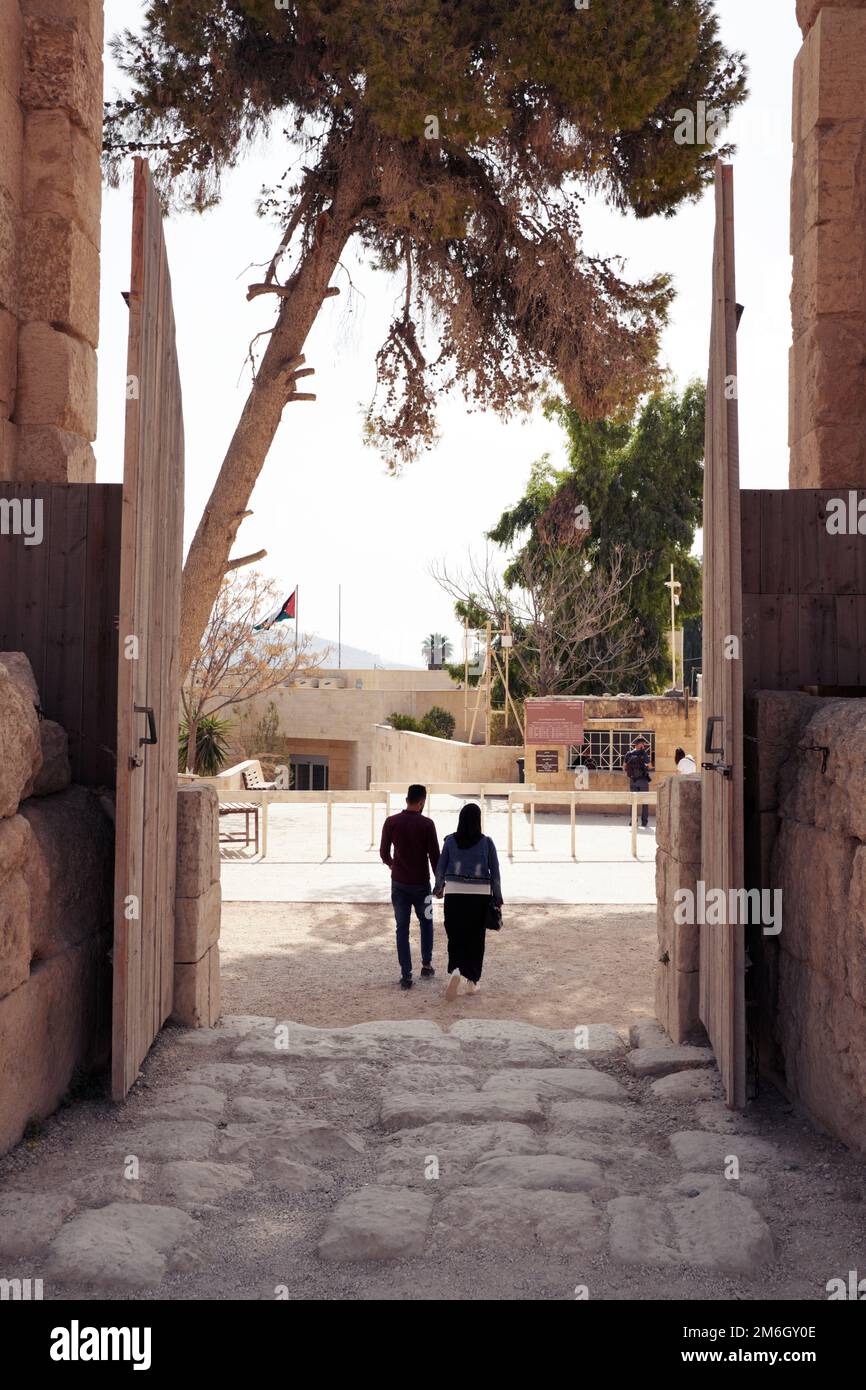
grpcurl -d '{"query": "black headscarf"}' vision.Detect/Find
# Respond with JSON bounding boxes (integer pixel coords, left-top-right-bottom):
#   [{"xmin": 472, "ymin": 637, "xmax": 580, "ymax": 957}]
[{"xmin": 454, "ymin": 802, "xmax": 483, "ymax": 849}]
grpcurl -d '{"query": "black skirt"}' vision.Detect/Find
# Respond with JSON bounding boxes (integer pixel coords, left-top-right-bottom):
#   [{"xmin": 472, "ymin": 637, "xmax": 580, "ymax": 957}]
[{"xmin": 443, "ymin": 892, "xmax": 489, "ymax": 983}]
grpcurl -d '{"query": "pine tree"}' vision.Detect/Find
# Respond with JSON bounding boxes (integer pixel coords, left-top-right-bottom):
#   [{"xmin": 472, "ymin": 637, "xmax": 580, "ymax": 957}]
[{"xmin": 104, "ymin": 2, "xmax": 745, "ymax": 674}]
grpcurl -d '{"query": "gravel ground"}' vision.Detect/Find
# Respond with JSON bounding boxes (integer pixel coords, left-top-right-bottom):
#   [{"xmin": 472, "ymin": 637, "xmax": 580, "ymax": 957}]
[{"xmin": 218, "ymin": 901, "xmax": 658, "ymax": 1029}]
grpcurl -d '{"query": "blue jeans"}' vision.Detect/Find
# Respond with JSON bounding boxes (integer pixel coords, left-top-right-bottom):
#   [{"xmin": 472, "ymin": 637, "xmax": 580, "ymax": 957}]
[{"xmin": 391, "ymin": 882, "xmax": 433, "ymax": 979}]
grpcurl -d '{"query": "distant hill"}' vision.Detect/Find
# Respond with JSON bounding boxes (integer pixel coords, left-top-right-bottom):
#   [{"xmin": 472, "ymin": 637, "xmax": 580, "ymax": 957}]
[{"xmin": 312, "ymin": 638, "xmax": 418, "ymax": 670}]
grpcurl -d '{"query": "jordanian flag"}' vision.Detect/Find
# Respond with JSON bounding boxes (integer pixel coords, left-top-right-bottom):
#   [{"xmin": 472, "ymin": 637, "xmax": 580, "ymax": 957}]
[{"xmin": 254, "ymin": 589, "xmax": 297, "ymax": 631}]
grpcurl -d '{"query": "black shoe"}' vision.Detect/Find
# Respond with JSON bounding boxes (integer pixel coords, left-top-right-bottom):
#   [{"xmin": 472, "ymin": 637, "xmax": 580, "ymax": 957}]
[
  {"xmin": 400, "ymin": 976, "xmax": 413, "ymax": 990},
  {"xmin": 420, "ymin": 964, "xmax": 435, "ymax": 978}
]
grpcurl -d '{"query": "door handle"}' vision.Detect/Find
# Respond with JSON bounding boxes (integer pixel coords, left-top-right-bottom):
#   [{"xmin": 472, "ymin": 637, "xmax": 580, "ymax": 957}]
[
  {"xmin": 702, "ymin": 714, "xmax": 732, "ymax": 778},
  {"xmin": 134, "ymin": 704, "xmax": 158, "ymax": 747}
]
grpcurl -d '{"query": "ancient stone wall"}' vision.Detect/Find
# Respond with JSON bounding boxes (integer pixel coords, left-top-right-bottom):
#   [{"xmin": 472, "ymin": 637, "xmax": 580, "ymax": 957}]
[
  {"xmin": 0, "ymin": 0, "xmax": 103, "ymax": 483},
  {"xmin": 0, "ymin": 651, "xmax": 113, "ymax": 1155},
  {"xmin": 749, "ymin": 690, "xmax": 866, "ymax": 1152},
  {"xmin": 655, "ymin": 773, "xmax": 705, "ymax": 1045},
  {"xmin": 790, "ymin": 0, "xmax": 866, "ymax": 486}
]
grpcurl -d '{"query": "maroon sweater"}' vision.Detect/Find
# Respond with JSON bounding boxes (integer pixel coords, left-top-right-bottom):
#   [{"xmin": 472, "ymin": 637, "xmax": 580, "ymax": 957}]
[{"xmin": 380, "ymin": 809, "xmax": 440, "ymax": 886}]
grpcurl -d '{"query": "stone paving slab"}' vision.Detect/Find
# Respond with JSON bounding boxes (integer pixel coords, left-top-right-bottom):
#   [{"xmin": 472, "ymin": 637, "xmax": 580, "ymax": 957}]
[
  {"xmin": 608, "ymin": 1191, "xmax": 774, "ymax": 1274},
  {"xmin": 318, "ymin": 1185, "xmax": 433, "ymax": 1261},
  {"xmin": 46, "ymin": 1203, "xmax": 199, "ymax": 1288},
  {"xmin": 482, "ymin": 1068, "xmax": 626, "ymax": 1101},
  {"xmin": 627, "ymin": 1045, "xmax": 715, "ymax": 1078},
  {"xmin": 469, "ymin": 1154, "xmax": 606, "ymax": 1192},
  {"xmin": 549, "ymin": 1099, "xmax": 640, "ymax": 1132},
  {"xmin": 380, "ymin": 1089, "xmax": 545, "ymax": 1131},
  {"xmin": 434, "ymin": 1187, "xmax": 606, "ymax": 1255},
  {"xmin": 669, "ymin": 1130, "xmax": 781, "ymax": 1172},
  {"xmin": 0, "ymin": 1191, "xmax": 77, "ymax": 1257}
]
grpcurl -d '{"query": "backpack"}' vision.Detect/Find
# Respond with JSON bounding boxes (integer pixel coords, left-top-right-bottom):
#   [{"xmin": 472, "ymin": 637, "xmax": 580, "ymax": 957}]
[{"xmin": 623, "ymin": 749, "xmax": 648, "ymax": 782}]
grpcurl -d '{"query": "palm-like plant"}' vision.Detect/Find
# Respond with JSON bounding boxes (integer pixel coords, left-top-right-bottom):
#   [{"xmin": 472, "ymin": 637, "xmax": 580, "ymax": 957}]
[{"xmin": 178, "ymin": 713, "xmax": 233, "ymax": 776}]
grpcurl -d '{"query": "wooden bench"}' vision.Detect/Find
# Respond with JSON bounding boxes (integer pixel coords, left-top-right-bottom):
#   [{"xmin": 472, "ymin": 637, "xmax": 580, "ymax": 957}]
[
  {"xmin": 219, "ymin": 801, "xmax": 260, "ymax": 852},
  {"xmin": 242, "ymin": 766, "xmax": 275, "ymax": 791}
]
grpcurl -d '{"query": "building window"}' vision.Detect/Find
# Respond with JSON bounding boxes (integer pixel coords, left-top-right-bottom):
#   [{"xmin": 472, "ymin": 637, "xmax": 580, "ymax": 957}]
[
  {"xmin": 568, "ymin": 730, "xmax": 655, "ymax": 772},
  {"xmin": 290, "ymin": 757, "xmax": 330, "ymax": 791}
]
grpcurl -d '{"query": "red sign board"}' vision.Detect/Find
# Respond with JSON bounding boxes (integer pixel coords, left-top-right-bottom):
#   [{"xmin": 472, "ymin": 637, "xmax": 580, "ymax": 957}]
[{"xmin": 525, "ymin": 698, "xmax": 585, "ymax": 746}]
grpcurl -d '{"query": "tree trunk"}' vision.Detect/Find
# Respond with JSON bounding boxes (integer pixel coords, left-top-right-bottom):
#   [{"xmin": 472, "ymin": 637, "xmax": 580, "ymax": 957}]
[
  {"xmin": 185, "ymin": 713, "xmax": 199, "ymax": 775},
  {"xmin": 179, "ymin": 143, "xmax": 371, "ymax": 677}
]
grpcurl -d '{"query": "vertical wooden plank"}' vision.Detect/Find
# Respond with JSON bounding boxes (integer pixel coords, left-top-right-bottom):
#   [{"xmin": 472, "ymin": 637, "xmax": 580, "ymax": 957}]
[
  {"xmin": 700, "ymin": 164, "xmax": 746, "ymax": 1109},
  {"xmin": 43, "ymin": 487, "xmax": 88, "ymax": 775},
  {"xmin": 761, "ymin": 490, "xmax": 797, "ymax": 595},
  {"xmin": 740, "ymin": 492, "xmax": 761, "ymax": 595},
  {"xmin": 112, "ymin": 158, "xmax": 185, "ymax": 1100}
]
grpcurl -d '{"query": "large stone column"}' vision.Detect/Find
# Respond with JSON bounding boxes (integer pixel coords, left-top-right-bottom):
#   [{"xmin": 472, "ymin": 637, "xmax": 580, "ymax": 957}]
[
  {"xmin": 790, "ymin": 0, "xmax": 866, "ymax": 487},
  {"xmin": 0, "ymin": 1, "xmax": 103, "ymax": 484}
]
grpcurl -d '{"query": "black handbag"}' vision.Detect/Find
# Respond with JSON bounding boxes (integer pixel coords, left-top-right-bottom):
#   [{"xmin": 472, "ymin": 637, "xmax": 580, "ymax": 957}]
[
  {"xmin": 484, "ymin": 837, "xmax": 502, "ymax": 930},
  {"xmin": 485, "ymin": 899, "xmax": 502, "ymax": 932}
]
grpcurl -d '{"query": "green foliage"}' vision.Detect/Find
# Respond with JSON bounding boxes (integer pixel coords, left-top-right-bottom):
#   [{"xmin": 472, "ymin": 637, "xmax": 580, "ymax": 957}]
[
  {"xmin": 490, "ymin": 711, "xmax": 525, "ymax": 748},
  {"xmin": 488, "ymin": 381, "xmax": 706, "ymax": 693},
  {"xmin": 419, "ymin": 706, "xmax": 456, "ymax": 740},
  {"xmin": 179, "ymin": 713, "xmax": 233, "ymax": 775},
  {"xmin": 388, "ymin": 712, "xmax": 421, "ymax": 732},
  {"xmin": 246, "ymin": 700, "xmax": 281, "ymax": 753},
  {"xmin": 106, "ymin": 2, "xmax": 746, "ymax": 467}
]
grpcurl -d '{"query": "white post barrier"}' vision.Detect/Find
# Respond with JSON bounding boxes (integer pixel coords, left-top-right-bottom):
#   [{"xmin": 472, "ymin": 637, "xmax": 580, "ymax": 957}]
[
  {"xmin": 326, "ymin": 794, "xmax": 333, "ymax": 859},
  {"xmin": 631, "ymin": 795, "xmax": 638, "ymax": 860},
  {"xmin": 570, "ymin": 796, "xmax": 576, "ymax": 860}
]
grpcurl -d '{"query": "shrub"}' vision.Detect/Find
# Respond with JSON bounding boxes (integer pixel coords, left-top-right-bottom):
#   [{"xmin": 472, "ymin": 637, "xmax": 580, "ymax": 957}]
[
  {"xmin": 388, "ymin": 712, "xmax": 421, "ymax": 732},
  {"xmin": 178, "ymin": 714, "xmax": 233, "ymax": 775},
  {"xmin": 419, "ymin": 706, "xmax": 456, "ymax": 740}
]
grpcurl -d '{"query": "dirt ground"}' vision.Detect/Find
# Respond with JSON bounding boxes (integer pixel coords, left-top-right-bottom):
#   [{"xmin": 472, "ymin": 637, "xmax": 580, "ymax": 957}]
[{"xmin": 219, "ymin": 901, "xmax": 656, "ymax": 1030}]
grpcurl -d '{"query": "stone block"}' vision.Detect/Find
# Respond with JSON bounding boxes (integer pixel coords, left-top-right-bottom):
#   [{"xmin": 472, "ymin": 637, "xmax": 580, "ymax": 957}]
[
  {"xmin": 668, "ymin": 772, "xmax": 701, "ymax": 863},
  {"xmin": 23, "ymin": 110, "xmax": 101, "ymax": 247},
  {"xmin": 790, "ymin": 119, "xmax": 866, "ymax": 251},
  {"xmin": 750, "ymin": 691, "xmax": 824, "ymax": 813},
  {"xmin": 16, "ymin": 320, "xmax": 96, "ymax": 435},
  {"xmin": 20, "ymin": 212, "xmax": 99, "ymax": 347},
  {"xmin": 789, "ymin": 319, "xmax": 866, "ymax": 441},
  {"xmin": 0, "ymin": 650, "xmax": 39, "ymax": 706},
  {"xmin": 22, "ymin": 785, "xmax": 113, "ymax": 961},
  {"xmin": 794, "ymin": 9, "xmax": 866, "ymax": 142},
  {"xmin": 792, "ymin": 222, "xmax": 866, "ymax": 333},
  {"xmin": 0, "ymin": 417, "xmax": 16, "ymax": 478},
  {"xmin": 15, "ymin": 423, "xmax": 95, "ymax": 482},
  {"xmin": 789, "ymin": 421, "xmax": 866, "ymax": 488},
  {"xmin": 0, "ymin": 183, "xmax": 19, "ymax": 317},
  {"xmin": 0, "ymin": 305, "xmax": 17, "ymax": 413},
  {"xmin": 0, "ymin": 814, "xmax": 32, "ymax": 997},
  {"xmin": 0, "ymin": 76, "xmax": 24, "ymax": 208},
  {"xmin": 176, "ymin": 784, "xmax": 220, "ymax": 898},
  {"xmin": 0, "ymin": 936, "xmax": 108, "ymax": 1156},
  {"xmin": 172, "ymin": 942, "xmax": 220, "ymax": 1029},
  {"xmin": 798, "ymin": 1, "xmax": 866, "ymax": 39},
  {"xmin": 21, "ymin": 17, "xmax": 102, "ymax": 145},
  {"xmin": 24, "ymin": 0, "xmax": 104, "ymax": 51},
  {"xmin": 175, "ymin": 879, "xmax": 221, "ymax": 964},
  {"xmin": 0, "ymin": 659, "xmax": 41, "ymax": 816},
  {"xmin": 0, "ymin": 2, "xmax": 23, "ymax": 102},
  {"xmin": 775, "ymin": 950, "xmax": 866, "ymax": 1152},
  {"xmin": 773, "ymin": 818, "xmax": 864, "ymax": 1004},
  {"xmin": 31, "ymin": 718, "xmax": 70, "ymax": 795}
]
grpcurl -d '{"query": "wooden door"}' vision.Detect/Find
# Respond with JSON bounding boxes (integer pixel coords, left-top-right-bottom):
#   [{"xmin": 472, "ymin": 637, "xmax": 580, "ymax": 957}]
[
  {"xmin": 700, "ymin": 164, "xmax": 746, "ymax": 1108},
  {"xmin": 111, "ymin": 159, "xmax": 185, "ymax": 1100}
]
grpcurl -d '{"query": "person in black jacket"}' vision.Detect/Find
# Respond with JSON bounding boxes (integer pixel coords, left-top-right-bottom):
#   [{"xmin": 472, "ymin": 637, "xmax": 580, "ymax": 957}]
[{"xmin": 623, "ymin": 736, "xmax": 653, "ymax": 827}]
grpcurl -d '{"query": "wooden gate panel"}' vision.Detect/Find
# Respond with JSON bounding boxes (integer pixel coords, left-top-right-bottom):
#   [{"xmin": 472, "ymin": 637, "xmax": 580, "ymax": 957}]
[
  {"xmin": 700, "ymin": 164, "xmax": 746, "ymax": 1108},
  {"xmin": 0, "ymin": 482, "xmax": 122, "ymax": 787},
  {"xmin": 112, "ymin": 159, "xmax": 185, "ymax": 1100}
]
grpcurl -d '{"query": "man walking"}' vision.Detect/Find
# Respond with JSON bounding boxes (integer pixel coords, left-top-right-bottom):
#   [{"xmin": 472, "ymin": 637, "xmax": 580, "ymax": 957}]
[
  {"xmin": 380, "ymin": 784, "xmax": 440, "ymax": 990},
  {"xmin": 623, "ymin": 736, "xmax": 653, "ymax": 828}
]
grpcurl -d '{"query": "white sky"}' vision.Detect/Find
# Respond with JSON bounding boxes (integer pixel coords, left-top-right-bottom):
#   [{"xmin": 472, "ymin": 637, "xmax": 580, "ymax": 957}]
[{"xmin": 95, "ymin": 0, "xmax": 800, "ymax": 666}]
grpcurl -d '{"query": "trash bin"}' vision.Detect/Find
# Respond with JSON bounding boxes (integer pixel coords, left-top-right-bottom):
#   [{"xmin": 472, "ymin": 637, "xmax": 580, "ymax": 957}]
[{"xmin": 516, "ymin": 757, "xmax": 525, "ymax": 784}]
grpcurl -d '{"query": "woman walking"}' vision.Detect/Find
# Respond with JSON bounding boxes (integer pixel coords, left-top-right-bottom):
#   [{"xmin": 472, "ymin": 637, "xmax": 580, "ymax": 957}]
[{"xmin": 433, "ymin": 803, "xmax": 502, "ymax": 1000}]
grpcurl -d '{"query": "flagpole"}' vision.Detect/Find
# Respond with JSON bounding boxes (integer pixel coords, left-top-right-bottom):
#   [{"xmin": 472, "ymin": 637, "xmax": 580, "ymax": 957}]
[
  {"xmin": 295, "ymin": 585, "xmax": 299, "ymax": 654},
  {"xmin": 338, "ymin": 585, "xmax": 342, "ymax": 669}
]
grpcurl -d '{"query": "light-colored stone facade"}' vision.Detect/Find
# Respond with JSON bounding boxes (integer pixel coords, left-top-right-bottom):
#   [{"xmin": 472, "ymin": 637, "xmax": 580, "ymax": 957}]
[
  {"xmin": 0, "ymin": 0, "xmax": 103, "ymax": 483},
  {"xmin": 790, "ymin": 0, "xmax": 866, "ymax": 486},
  {"xmin": 524, "ymin": 694, "xmax": 700, "ymax": 798}
]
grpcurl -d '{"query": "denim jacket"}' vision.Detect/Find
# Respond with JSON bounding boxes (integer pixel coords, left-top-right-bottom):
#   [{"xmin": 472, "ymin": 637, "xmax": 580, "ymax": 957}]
[{"xmin": 434, "ymin": 834, "xmax": 503, "ymax": 905}]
